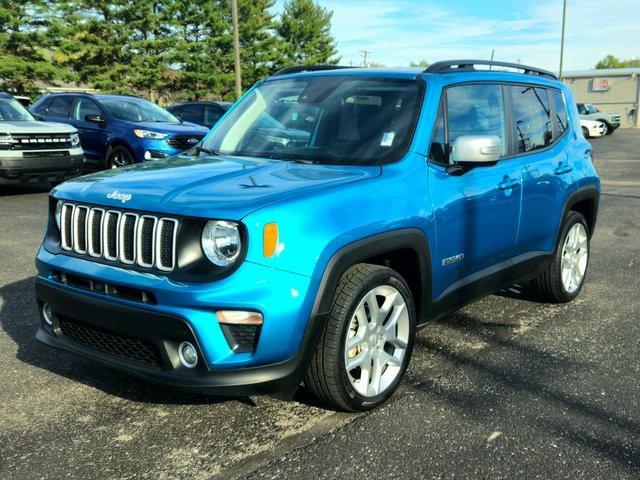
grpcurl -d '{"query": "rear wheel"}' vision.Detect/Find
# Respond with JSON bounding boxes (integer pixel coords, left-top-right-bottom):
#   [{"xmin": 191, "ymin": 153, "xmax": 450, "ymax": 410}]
[
  {"xmin": 305, "ymin": 263, "xmax": 416, "ymax": 411},
  {"xmin": 534, "ymin": 211, "xmax": 590, "ymax": 302},
  {"xmin": 106, "ymin": 145, "xmax": 134, "ymax": 169}
]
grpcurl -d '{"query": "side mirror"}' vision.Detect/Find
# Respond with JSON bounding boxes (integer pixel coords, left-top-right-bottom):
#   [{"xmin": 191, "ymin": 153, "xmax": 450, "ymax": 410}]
[
  {"xmin": 33, "ymin": 114, "xmax": 44, "ymax": 121},
  {"xmin": 85, "ymin": 114, "xmax": 106, "ymax": 123},
  {"xmin": 450, "ymin": 135, "xmax": 501, "ymax": 165}
]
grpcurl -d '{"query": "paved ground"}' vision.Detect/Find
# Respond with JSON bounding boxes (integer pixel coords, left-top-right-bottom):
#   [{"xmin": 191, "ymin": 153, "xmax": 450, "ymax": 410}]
[{"xmin": 0, "ymin": 130, "xmax": 638, "ymax": 479}]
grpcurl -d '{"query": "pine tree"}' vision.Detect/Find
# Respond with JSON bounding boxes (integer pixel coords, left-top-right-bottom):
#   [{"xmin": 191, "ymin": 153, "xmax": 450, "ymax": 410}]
[
  {"xmin": 0, "ymin": 0, "xmax": 62, "ymax": 95},
  {"xmin": 277, "ymin": 0, "xmax": 339, "ymax": 68}
]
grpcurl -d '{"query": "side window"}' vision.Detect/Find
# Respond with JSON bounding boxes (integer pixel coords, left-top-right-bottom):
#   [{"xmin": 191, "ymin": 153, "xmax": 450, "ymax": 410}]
[
  {"xmin": 46, "ymin": 97, "xmax": 73, "ymax": 118},
  {"xmin": 446, "ymin": 84, "xmax": 507, "ymax": 156},
  {"xmin": 74, "ymin": 98, "xmax": 102, "ymax": 121},
  {"xmin": 428, "ymin": 101, "xmax": 447, "ymax": 164},
  {"xmin": 577, "ymin": 103, "xmax": 587, "ymax": 115},
  {"xmin": 549, "ymin": 89, "xmax": 568, "ymax": 140},
  {"xmin": 204, "ymin": 105, "xmax": 223, "ymax": 128},
  {"xmin": 510, "ymin": 86, "xmax": 553, "ymax": 153},
  {"xmin": 175, "ymin": 104, "xmax": 203, "ymax": 124}
]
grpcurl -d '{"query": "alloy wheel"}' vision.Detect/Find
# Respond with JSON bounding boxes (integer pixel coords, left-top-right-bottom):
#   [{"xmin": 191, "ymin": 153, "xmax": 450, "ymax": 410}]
[
  {"xmin": 344, "ymin": 285, "xmax": 410, "ymax": 397},
  {"xmin": 561, "ymin": 223, "xmax": 588, "ymax": 294}
]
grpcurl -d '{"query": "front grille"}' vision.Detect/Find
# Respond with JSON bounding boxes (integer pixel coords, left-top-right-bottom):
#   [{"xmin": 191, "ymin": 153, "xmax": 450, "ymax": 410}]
[
  {"xmin": 60, "ymin": 203, "xmax": 178, "ymax": 271},
  {"xmin": 58, "ymin": 315, "xmax": 161, "ymax": 367},
  {"xmin": 9, "ymin": 134, "xmax": 73, "ymax": 150},
  {"xmin": 166, "ymin": 135, "xmax": 205, "ymax": 151}
]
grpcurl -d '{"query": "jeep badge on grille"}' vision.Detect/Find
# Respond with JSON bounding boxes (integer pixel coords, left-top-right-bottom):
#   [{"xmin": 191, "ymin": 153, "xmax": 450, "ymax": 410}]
[{"xmin": 106, "ymin": 190, "xmax": 133, "ymax": 204}]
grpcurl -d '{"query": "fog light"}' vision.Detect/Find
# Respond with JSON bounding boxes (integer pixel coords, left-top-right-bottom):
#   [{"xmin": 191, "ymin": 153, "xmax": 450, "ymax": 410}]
[
  {"xmin": 42, "ymin": 303, "xmax": 55, "ymax": 326},
  {"xmin": 178, "ymin": 341, "xmax": 198, "ymax": 368}
]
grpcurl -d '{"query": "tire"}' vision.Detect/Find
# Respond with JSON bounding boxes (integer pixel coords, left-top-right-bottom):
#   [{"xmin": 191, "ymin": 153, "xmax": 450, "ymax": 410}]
[
  {"xmin": 305, "ymin": 263, "xmax": 416, "ymax": 412},
  {"xmin": 106, "ymin": 145, "xmax": 134, "ymax": 169},
  {"xmin": 582, "ymin": 126, "xmax": 590, "ymax": 139},
  {"xmin": 598, "ymin": 120, "xmax": 613, "ymax": 135},
  {"xmin": 534, "ymin": 211, "xmax": 590, "ymax": 303}
]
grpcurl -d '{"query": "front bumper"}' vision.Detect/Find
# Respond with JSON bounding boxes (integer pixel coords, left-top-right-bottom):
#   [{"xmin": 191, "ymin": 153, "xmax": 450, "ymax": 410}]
[
  {"xmin": 0, "ymin": 152, "xmax": 83, "ymax": 184},
  {"xmin": 34, "ymin": 247, "xmax": 322, "ymax": 395}
]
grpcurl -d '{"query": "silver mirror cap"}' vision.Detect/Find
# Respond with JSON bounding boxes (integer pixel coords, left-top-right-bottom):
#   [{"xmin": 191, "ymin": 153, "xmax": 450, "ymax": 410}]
[{"xmin": 451, "ymin": 135, "xmax": 501, "ymax": 164}]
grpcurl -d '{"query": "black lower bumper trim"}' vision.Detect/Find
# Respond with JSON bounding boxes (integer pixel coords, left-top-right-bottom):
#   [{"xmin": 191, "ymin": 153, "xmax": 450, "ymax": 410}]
[{"xmin": 35, "ymin": 280, "xmax": 305, "ymax": 395}]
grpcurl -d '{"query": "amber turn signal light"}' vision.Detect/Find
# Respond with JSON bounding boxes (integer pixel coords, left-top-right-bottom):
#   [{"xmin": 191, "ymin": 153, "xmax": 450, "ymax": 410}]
[{"xmin": 263, "ymin": 222, "xmax": 278, "ymax": 257}]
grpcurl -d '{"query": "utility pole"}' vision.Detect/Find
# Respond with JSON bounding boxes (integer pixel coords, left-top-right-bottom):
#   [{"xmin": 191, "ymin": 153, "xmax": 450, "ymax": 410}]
[
  {"xmin": 231, "ymin": 0, "xmax": 242, "ymax": 100},
  {"xmin": 559, "ymin": 0, "xmax": 567, "ymax": 81},
  {"xmin": 359, "ymin": 50, "xmax": 371, "ymax": 68}
]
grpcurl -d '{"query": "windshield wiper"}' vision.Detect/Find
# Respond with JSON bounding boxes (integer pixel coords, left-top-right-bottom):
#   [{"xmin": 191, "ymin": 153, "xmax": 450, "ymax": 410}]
[{"xmin": 192, "ymin": 145, "xmax": 220, "ymax": 156}]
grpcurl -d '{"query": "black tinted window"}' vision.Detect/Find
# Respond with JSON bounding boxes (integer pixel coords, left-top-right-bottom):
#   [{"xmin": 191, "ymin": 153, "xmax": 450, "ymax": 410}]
[
  {"xmin": 173, "ymin": 104, "xmax": 202, "ymax": 124},
  {"xmin": 74, "ymin": 98, "xmax": 101, "ymax": 121},
  {"xmin": 446, "ymin": 84, "xmax": 506, "ymax": 156},
  {"xmin": 428, "ymin": 102, "xmax": 447, "ymax": 164},
  {"xmin": 47, "ymin": 97, "xmax": 73, "ymax": 117},
  {"xmin": 510, "ymin": 86, "xmax": 553, "ymax": 153},
  {"xmin": 204, "ymin": 105, "xmax": 223, "ymax": 128},
  {"xmin": 549, "ymin": 89, "xmax": 568, "ymax": 139}
]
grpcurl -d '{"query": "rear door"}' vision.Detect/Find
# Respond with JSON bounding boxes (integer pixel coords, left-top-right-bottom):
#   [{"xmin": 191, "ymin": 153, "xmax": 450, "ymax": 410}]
[
  {"xmin": 428, "ymin": 83, "xmax": 523, "ymax": 298},
  {"xmin": 514, "ymin": 86, "xmax": 574, "ymax": 254},
  {"xmin": 71, "ymin": 97, "xmax": 109, "ymax": 162}
]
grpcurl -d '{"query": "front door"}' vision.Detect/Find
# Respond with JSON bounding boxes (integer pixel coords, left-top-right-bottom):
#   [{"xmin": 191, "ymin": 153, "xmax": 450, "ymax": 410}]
[
  {"xmin": 427, "ymin": 83, "xmax": 522, "ymax": 299},
  {"xmin": 71, "ymin": 98, "xmax": 109, "ymax": 163}
]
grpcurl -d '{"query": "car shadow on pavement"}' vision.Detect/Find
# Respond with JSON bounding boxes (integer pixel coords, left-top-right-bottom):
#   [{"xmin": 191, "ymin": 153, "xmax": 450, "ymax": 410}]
[
  {"xmin": 0, "ymin": 184, "xmax": 53, "ymax": 196},
  {"xmin": 412, "ymin": 310, "xmax": 640, "ymax": 474},
  {"xmin": 0, "ymin": 276, "xmax": 255, "ymax": 407}
]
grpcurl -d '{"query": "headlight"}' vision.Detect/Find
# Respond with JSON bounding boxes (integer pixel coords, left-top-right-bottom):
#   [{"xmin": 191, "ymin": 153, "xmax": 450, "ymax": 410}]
[
  {"xmin": 133, "ymin": 129, "xmax": 168, "ymax": 139},
  {"xmin": 55, "ymin": 201, "xmax": 62, "ymax": 229},
  {"xmin": 201, "ymin": 220, "xmax": 242, "ymax": 267},
  {"xmin": 69, "ymin": 133, "xmax": 80, "ymax": 147}
]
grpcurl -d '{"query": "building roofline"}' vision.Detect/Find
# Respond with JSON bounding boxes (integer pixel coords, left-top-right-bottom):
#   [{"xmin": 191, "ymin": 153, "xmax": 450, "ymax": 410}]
[{"xmin": 562, "ymin": 68, "xmax": 640, "ymax": 78}]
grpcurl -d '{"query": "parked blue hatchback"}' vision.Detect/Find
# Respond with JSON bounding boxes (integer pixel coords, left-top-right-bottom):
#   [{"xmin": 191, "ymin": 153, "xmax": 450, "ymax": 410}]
[
  {"xmin": 34, "ymin": 61, "xmax": 599, "ymax": 411},
  {"xmin": 31, "ymin": 93, "xmax": 210, "ymax": 169}
]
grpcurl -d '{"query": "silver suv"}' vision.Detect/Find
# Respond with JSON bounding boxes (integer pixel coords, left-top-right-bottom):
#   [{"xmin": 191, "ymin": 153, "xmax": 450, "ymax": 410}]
[
  {"xmin": 0, "ymin": 93, "xmax": 84, "ymax": 185},
  {"xmin": 577, "ymin": 103, "xmax": 621, "ymax": 135}
]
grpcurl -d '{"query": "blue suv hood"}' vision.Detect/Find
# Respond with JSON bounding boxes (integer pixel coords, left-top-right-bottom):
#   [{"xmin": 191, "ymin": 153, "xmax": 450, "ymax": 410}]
[
  {"xmin": 52, "ymin": 154, "xmax": 380, "ymax": 220},
  {"xmin": 128, "ymin": 121, "xmax": 209, "ymax": 135}
]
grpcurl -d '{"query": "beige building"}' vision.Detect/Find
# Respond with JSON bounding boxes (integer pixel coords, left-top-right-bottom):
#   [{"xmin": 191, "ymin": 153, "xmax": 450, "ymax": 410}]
[{"xmin": 562, "ymin": 68, "xmax": 640, "ymax": 128}]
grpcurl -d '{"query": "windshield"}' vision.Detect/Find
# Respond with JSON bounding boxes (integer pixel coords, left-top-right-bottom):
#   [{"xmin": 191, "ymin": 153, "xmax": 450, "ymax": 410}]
[
  {"xmin": 586, "ymin": 104, "xmax": 599, "ymax": 114},
  {"xmin": 203, "ymin": 77, "xmax": 422, "ymax": 165},
  {"xmin": 100, "ymin": 98, "xmax": 180, "ymax": 124},
  {"xmin": 0, "ymin": 98, "xmax": 35, "ymax": 121}
]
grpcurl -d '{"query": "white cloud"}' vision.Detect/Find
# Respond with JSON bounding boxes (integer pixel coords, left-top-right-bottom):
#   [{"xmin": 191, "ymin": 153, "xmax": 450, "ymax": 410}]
[{"xmin": 286, "ymin": 0, "xmax": 640, "ymax": 70}]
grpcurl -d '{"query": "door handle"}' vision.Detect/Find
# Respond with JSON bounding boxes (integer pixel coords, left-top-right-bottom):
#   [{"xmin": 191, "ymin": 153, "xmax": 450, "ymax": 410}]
[
  {"xmin": 554, "ymin": 164, "xmax": 573, "ymax": 175},
  {"xmin": 498, "ymin": 179, "xmax": 520, "ymax": 190}
]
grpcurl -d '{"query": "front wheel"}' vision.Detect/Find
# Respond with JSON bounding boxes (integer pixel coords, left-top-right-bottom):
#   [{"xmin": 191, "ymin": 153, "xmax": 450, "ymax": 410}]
[
  {"xmin": 305, "ymin": 264, "xmax": 416, "ymax": 412},
  {"xmin": 106, "ymin": 145, "xmax": 134, "ymax": 169},
  {"xmin": 582, "ymin": 126, "xmax": 590, "ymax": 139},
  {"xmin": 534, "ymin": 211, "xmax": 590, "ymax": 302}
]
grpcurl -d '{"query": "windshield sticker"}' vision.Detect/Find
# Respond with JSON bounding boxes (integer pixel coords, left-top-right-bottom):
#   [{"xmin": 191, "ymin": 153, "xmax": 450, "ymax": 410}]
[{"xmin": 381, "ymin": 131, "xmax": 395, "ymax": 147}]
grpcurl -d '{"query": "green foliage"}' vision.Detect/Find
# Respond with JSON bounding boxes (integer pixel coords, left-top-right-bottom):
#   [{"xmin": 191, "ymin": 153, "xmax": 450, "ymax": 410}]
[
  {"xmin": 0, "ymin": 0, "xmax": 64, "ymax": 95},
  {"xmin": 277, "ymin": 0, "xmax": 339, "ymax": 68},
  {"xmin": 0, "ymin": 0, "xmax": 339, "ymax": 102},
  {"xmin": 409, "ymin": 60, "xmax": 430, "ymax": 68},
  {"xmin": 595, "ymin": 55, "xmax": 640, "ymax": 69}
]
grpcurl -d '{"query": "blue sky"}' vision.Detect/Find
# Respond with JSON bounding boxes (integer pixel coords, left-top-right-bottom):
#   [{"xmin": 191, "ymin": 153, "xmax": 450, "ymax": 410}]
[{"xmin": 274, "ymin": 0, "xmax": 640, "ymax": 71}]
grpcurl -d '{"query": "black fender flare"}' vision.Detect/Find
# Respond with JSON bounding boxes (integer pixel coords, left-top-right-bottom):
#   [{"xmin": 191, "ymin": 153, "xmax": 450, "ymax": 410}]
[
  {"xmin": 554, "ymin": 184, "xmax": 600, "ymax": 246},
  {"xmin": 283, "ymin": 229, "xmax": 432, "ymax": 389}
]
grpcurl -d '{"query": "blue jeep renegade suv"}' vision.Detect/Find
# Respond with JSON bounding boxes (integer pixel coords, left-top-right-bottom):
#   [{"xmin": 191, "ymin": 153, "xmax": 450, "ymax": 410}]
[{"xmin": 34, "ymin": 61, "xmax": 599, "ymax": 411}]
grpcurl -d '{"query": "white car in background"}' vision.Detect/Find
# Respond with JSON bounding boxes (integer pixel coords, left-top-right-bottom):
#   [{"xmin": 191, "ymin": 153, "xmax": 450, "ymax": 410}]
[{"xmin": 580, "ymin": 118, "xmax": 606, "ymax": 139}]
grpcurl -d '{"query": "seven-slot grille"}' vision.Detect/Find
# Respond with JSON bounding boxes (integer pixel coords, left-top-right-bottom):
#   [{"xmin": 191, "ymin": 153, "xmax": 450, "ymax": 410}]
[
  {"xmin": 60, "ymin": 203, "xmax": 178, "ymax": 271},
  {"xmin": 8, "ymin": 133, "xmax": 74, "ymax": 150}
]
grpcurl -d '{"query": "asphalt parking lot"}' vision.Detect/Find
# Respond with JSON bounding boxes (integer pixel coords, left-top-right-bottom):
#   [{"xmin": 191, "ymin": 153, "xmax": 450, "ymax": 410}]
[{"xmin": 1, "ymin": 130, "xmax": 639, "ymax": 479}]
